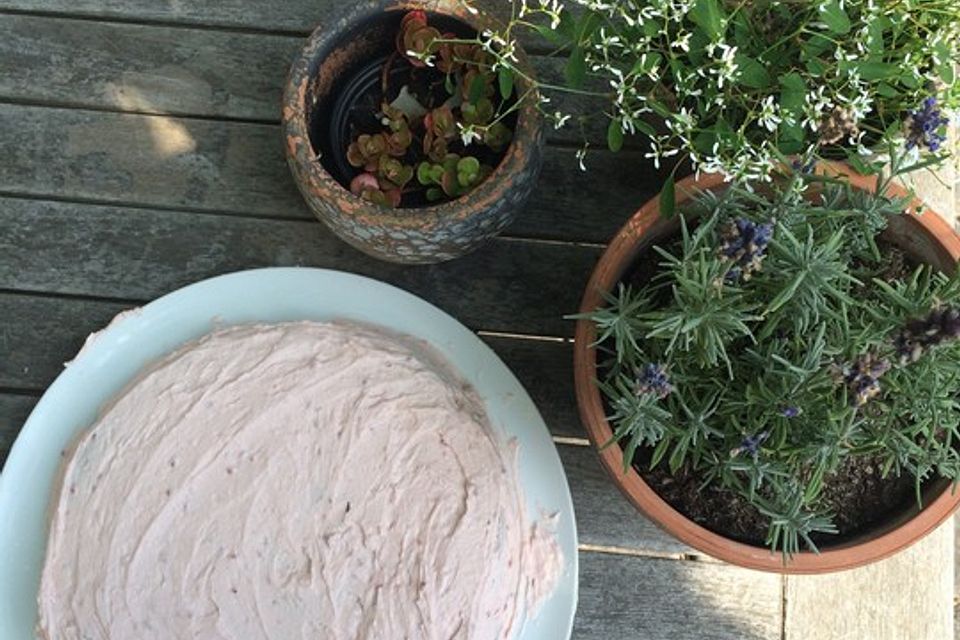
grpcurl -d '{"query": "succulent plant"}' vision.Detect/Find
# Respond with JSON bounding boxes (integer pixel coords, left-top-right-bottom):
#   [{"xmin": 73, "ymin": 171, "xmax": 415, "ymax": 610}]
[
  {"xmin": 345, "ymin": 11, "xmax": 515, "ymax": 208},
  {"xmin": 397, "ymin": 10, "xmax": 441, "ymax": 68},
  {"xmin": 417, "ymin": 154, "xmax": 492, "ymax": 199},
  {"xmin": 346, "ymin": 134, "xmax": 389, "ymax": 172}
]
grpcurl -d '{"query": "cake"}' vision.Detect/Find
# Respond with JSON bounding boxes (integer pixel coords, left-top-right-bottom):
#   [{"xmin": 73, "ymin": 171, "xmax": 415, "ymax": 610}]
[{"xmin": 38, "ymin": 321, "xmax": 561, "ymax": 639}]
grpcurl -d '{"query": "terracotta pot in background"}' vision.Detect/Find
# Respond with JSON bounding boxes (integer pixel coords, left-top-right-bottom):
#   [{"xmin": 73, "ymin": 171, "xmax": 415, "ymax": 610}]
[
  {"xmin": 573, "ymin": 165, "xmax": 960, "ymax": 573},
  {"xmin": 282, "ymin": 0, "xmax": 544, "ymax": 264}
]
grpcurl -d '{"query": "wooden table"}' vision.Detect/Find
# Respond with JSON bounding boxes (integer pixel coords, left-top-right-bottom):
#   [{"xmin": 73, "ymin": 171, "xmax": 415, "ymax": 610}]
[{"xmin": 0, "ymin": 2, "xmax": 955, "ymax": 638}]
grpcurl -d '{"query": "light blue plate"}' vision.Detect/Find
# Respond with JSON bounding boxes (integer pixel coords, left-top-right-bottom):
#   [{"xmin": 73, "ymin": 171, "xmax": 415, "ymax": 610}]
[{"xmin": 0, "ymin": 268, "xmax": 577, "ymax": 640}]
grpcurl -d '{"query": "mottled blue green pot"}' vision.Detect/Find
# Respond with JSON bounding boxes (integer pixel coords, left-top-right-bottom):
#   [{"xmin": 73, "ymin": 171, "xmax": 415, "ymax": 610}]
[{"xmin": 282, "ymin": 0, "xmax": 544, "ymax": 264}]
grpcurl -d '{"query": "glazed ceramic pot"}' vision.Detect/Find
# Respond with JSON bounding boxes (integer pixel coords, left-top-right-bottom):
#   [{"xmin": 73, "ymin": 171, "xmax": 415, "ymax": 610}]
[
  {"xmin": 282, "ymin": 0, "xmax": 544, "ymax": 264},
  {"xmin": 573, "ymin": 165, "xmax": 960, "ymax": 573}
]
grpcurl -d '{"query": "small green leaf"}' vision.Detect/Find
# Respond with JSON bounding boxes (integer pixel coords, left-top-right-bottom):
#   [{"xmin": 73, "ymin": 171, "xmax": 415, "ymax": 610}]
[
  {"xmin": 565, "ymin": 46, "xmax": 586, "ymax": 89},
  {"xmin": 444, "ymin": 73, "xmax": 455, "ymax": 95},
  {"xmin": 689, "ymin": 0, "xmax": 725, "ymax": 40},
  {"xmin": 874, "ymin": 82, "xmax": 899, "ymax": 98},
  {"xmin": 607, "ymin": 119, "xmax": 624, "ymax": 152},
  {"xmin": 935, "ymin": 41, "xmax": 956, "ymax": 84},
  {"xmin": 818, "ymin": 0, "xmax": 851, "ymax": 34},
  {"xmin": 660, "ymin": 174, "xmax": 676, "ymax": 219},
  {"xmin": 634, "ymin": 119, "xmax": 656, "ymax": 138},
  {"xmin": 467, "ymin": 74, "xmax": 485, "ymax": 105},
  {"xmin": 779, "ymin": 72, "xmax": 806, "ymax": 114},
  {"xmin": 416, "ymin": 162, "xmax": 434, "ymax": 185},
  {"xmin": 498, "ymin": 67, "xmax": 514, "ymax": 100},
  {"xmin": 735, "ymin": 54, "xmax": 770, "ymax": 89},
  {"xmin": 457, "ymin": 156, "xmax": 480, "ymax": 174},
  {"xmin": 853, "ymin": 61, "xmax": 899, "ymax": 81},
  {"xmin": 425, "ymin": 187, "xmax": 445, "ymax": 202},
  {"xmin": 532, "ymin": 24, "xmax": 566, "ymax": 46}
]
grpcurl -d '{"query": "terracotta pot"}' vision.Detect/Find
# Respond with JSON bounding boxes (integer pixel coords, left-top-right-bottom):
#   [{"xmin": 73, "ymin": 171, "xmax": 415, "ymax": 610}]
[
  {"xmin": 282, "ymin": 0, "xmax": 544, "ymax": 264},
  {"xmin": 573, "ymin": 165, "xmax": 960, "ymax": 573}
]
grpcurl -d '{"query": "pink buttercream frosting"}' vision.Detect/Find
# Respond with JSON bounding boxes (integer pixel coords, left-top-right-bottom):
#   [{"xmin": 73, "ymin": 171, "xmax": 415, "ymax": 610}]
[{"xmin": 39, "ymin": 321, "xmax": 561, "ymax": 639}]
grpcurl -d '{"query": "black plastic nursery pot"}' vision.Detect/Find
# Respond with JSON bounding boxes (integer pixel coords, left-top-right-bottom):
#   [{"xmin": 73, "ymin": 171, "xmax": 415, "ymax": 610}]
[{"xmin": 282, "ymin": 0, "xmax": 545, "ymax": 264}]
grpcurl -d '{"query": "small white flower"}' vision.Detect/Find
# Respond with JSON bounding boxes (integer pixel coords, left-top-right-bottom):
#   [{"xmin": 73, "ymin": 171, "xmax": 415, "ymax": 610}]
[
  {"xmin": 553, "ymin": 112, "xmax": 572, "ymax": 129},
  {"xmin": 458, "ymin": 123, "xmax": 481, "ymax": 146},
  {"xmin": 757, "ymin": 95, "xmax": 782, "ymax": 133},
  {"xmin": 575, "ymin": 144, "xmax": 589, "ymax": 172}
]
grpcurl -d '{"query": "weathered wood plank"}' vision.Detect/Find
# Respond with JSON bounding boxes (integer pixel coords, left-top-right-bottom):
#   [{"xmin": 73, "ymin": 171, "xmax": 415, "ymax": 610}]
[
  {"xmin": 558, "ymin": 445, "xmax": 694, "ymax": 557},
  {"xmin": 0, "ymin": 14, "xmax": 621, "ymax": 149},
  {"xmin": 0, "ymin": 292, "xmax": 593, "ymax": 430},
  {"xmin": 0, "ymin": 0, "xmax": 523, "ymax": 42},
  {"xmin": 0, "ymin": 103, "xmax": 655, "ymax": 244},
  {"xmin": 0, "ymin": 393, "xmax": 37, "ymax": 468},
  {"xmin": 0, "ymin": 197, "xmax": 598, "ymax": 336},
  {"xmin": 0, "ymin": 301, "xmax": 587, "ymax": 439},
  {"xmin": 576, "ymin": 553, "xmax": 782, "ymax": 640},
  {"xmin": 785, "ymin": 521, "xmax": 954, "ymax": 640}
]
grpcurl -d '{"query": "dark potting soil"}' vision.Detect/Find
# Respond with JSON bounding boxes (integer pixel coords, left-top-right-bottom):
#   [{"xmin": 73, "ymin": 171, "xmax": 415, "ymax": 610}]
[
  {"xmin": 615, "ymin": 232, "xmax": 930, "ymax": 548},
  {"xmin": 637, "ymin": 451, "xmax": 918, "ymax": 547}
]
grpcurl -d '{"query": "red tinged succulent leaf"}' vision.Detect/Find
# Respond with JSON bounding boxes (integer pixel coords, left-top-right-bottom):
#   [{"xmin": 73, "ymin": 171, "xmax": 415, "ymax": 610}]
[{"xmin": 349, "ymin": 172, "xmax": 380, "ymax": 195}]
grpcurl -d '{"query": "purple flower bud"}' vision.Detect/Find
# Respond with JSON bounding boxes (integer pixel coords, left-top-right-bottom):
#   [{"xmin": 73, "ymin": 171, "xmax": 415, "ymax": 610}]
[
  {"xmin": 635, "ymin": 363, "xmax": 673, "ymax": 400},
  {"xmin": 906, "ymin": 97, "xmax": 949, "ymax": 154}
]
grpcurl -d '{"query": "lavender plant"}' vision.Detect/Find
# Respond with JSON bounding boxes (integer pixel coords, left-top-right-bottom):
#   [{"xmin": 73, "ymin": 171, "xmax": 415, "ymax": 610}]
[
  {"xmin": 465, "ymin": 0, "xmax": 958, "ymax": 184},
  {"xmin": 583, "ymin": 164, "xmax": 960, "ymax": 556}
]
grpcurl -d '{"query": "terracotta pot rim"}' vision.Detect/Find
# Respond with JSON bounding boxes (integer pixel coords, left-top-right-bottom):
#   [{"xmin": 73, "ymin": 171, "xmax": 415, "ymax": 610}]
[
  {"xmin": 573, "ymin": 163, "xmax": 960, "ymax": 573},
  {"xmin": 281, "ymin": 0, "xmax": 543, "ymax": 229}
]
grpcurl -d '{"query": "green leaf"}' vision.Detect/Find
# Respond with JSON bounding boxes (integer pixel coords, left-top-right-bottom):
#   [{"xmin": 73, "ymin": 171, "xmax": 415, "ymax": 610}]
[
  {"xmin": 425, "ymin": 187, "xmax": 445, "ymax": 202},
  {"xmin": 565, "ymin": 46, "xmax": 586, "ymax": 89},
  {"xmin": 875, "ymin": 82, "xmax": 899, "ymax": 98},
  {"xmin": 818, "ymin": 0, "xmax": 850, "ymax": 34},
  {"xmin": 779, "ymin": 72, "xmax": 806, "ymax": 114},
  {"xmin": 444, "ymin": 73, "xmax": 455, "ymax": 95},
  {"xmin": 416, "ymin": 162, "xmax": 434, "ymax": 185},
  {"xmin": 467, "ymin": 74, "xmax": 485, "ymax": 105},
  {"xmin": 498, "ymin": 67, "xmax": 514, "ymax": 100},
  {"xmin": 935, "ymin": 41, "xmax": 956, "ymax": 84},
  {"xmin": 634, "ymin": 119, "xmax": 656, "ymax": 138},
  {"xmin": 660, "ymin": 174, "xmax": 676, "ymax": 219},
  {"xmin": 689, "ymin": 0, "xmax": 725, "ymax": 41},
  {"xmin": 457, "ymin": 156, "xmax": 480, "ymax": 175},
  {"xmin": 532, "ymin": 24, "xmax": 566, "ymax": 46},
  {"xmin": 735, "ymin": 54, "xmax": 770, "ymax": 89},
  {"xmin": 852, "ymin": 61, "xmax": 898, "ymax": 81},
  {"xmin": 576, "ymin": 10, "xmax": 602, "ymax": 41},
  {"xmin": 607, "ymin": 119, "xmax": 624, "ymax": 152}
]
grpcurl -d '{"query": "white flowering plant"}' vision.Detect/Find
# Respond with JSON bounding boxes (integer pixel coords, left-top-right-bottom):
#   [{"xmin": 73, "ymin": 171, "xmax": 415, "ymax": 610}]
[{"xmin": 467, "ymin": 0, "xmax": 959, "ymax": 190}]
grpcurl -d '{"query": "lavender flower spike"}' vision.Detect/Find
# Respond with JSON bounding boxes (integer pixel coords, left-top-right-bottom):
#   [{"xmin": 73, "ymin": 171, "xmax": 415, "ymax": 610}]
[
  {"xmin": 905, "ymin": 97, "xmax": 949, "ymax": 153},
  {"xmin": 894, "ymin": 306, "xmax": 960, "ymax": 364},
  {"xmin": 838, "ymin": 353, "xmax": 891, "ymax": 407},
  {"xmin": 730, "ymin": 431, "xmax": 769, "ymax": 458},
  {"xmin": 635, "ymin": 363, "xmax": 673, "ymax": 400},
  {"xmin": 719, "ymin": 217, "xmax": 775, "ymax": 281}
]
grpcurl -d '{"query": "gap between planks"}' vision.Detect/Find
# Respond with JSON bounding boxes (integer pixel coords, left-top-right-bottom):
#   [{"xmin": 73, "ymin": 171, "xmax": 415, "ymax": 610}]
[{"xmin": 0, "ymin": 188, "xmax": 598, "ymax": 250}]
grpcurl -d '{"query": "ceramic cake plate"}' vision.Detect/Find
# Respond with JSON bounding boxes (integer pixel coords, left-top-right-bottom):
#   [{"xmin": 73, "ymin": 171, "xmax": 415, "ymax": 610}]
[{"xmin": 0, "ymin": 268, "xmax": 578, "ymax": 640}]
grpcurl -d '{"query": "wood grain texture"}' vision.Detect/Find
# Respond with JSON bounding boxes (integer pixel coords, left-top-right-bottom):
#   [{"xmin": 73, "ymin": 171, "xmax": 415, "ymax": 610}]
[
  {"xmin": 0, "ymin": 291, "xmax": 596, "ymax": 430},
  {"xmin": 0, "ymin": 393, "xmax": 37, "ymax": 467},
  {"xmin": 785, "ymin": 521, "xmax": 954, "ymax": 640},
  {"xmin": 0, "ymin": 0, "xmax": 521, "ymax": 41},
  {"xmin": 0, "ymin": 103, "xmax": 656, "ymax": 244},
  {"xmin": 0, "ymin": 197, "xmax": 599, "ymax": 336},
  {"xmin": 0, "ymin": 14, "xmax": 621, "ymax": 148},
  {"xmin": 558, "ymin": 445, "xmax": 694, "ymax": 557},
  {"xmin": 577, "ymin": 552, "xmax": 782, "ymax": 640}
]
